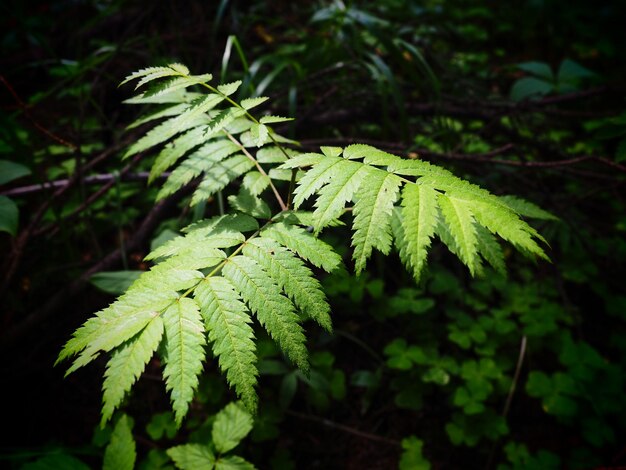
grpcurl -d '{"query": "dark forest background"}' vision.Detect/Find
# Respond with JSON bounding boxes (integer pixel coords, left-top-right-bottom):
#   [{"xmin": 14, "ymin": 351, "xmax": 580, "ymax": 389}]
[{"xmin": 1, "ymin": 1, "xmax": 626, "ymax": 468}]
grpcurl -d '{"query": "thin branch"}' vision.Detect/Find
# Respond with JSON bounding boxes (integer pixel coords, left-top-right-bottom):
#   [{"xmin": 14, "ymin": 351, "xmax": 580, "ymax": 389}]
[
  {"xmin": 285, "ymin": 410, "xmax": 400, "ymax": 447},
  {"xmin": 34, "ymin": 155, "xmax": 143, "ymax": 237},
  {"xmin": 1, "ymin": 171, "xmax": 169, "ymax": 197},
  {"xmin": 0, "ymin": 193, "xmax": 183, "ymax": 352},
  {"xmin": 0, "ymin": 74, "xmax": 77, "ymax": 150},
  {"xmin": 223, "ymin": 130, "xmax": 287, "ymax": 210}
]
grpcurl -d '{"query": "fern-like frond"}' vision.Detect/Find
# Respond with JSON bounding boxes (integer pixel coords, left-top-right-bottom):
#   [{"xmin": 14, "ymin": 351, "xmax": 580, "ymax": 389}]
[
  {"xmin": 127, "ymin": 102, "xmax": 190, "ymax": 130},
  {"xmin": 240, "ymin": 96, "xmax": 269, "ymax": 110},
  {"xmin": 437, "ymin": 193, "xmax": 481, "ymax": 275},
  {"xmin": 194, "ymin": 277, "xmax": 258, "ymax": 413},
  {"xmin": 222, "ymin": 255, "xmax": 308, "ymax": 371},
  {"xmin": 124, "ymin": 89, "xmax": 202, "ymax": 105},
  {"xmin": 157, "ymin": 139, "xmax": 241, "ymax": 200},
  {"xmin": 475, "ymin": 224, "xmax": 506, "ymax": 276},
  {"xmin": 217, "ymin": 80, "xmax": 242, "ymax": 96},
  {"xmin": 101, "ymin": 315, "xmax": 164, "ymax": 425},
  {"xmin": 311, "ymin": 160, "xmax": 373, "ymax": 233},
  {"xmin": 149, "ymin": 125, "xmax": 210, "ymax": 182},
  {"xmin": 261, "ymin": 222, "xmax": 343, "ymax": 273},
  {"xmin": 120, "ymin": 64, "xmax": 188, "ymax": 87},
  {"xmin": 242, "ymin": 171, "xmax": 271, "ymax": 196},
  {"xmin": 290, "ymin": 154, "xmax": 341, "ymax": 208},
  {"xmin": 500, "ymin": 195, "xmax": 558, "ymax": 220},
  {"xmin": 61, "ymin": 289, "xmax": 176, "ymax": 375},
  {"xmin": 190, "ymin": 154, "xmax": 255, "ymax": 206},
  {"xmin": 352, "ymin": 171, "xmax": 402, "ymax": 274},
  {"xmin": 141, "ymin": 74, "xmax": 212, "ymax": 99},
  {"xmin": 124, "ymin": 94, "xmax": 224, "ymax": 159},
  {"xmin": 467, "ymin": 199, "xmax": 548, "ymax": 260},
  {"xmin": 228, "ymin": 188, "xmax": 271, "ymax": 219},
  {"xmin": 399, "ymin": 183, "xmax": 439, "ymax": 282},
  {"xmin": 146, "ymin": 229, "xmax": 244, "ymax": 262},
  {"xmin": 161, "ymin": 297, "xmax": 206, "ymax": 426},
  {"xmin": 284, "ymin": 143, "xmax": 549, "ymax": 277},
  {"xmin": 243, "ymin": 237, "xmax": 332, "ymax": 331}
]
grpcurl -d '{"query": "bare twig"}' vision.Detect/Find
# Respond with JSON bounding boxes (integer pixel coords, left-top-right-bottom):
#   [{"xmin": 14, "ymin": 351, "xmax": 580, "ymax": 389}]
[
  {"xmin": 285, "ymin": 410, "xmax": 400, "ymax": 447},
  {"xmin": 0, "ymin": 74, "xmax": 77, "ymax": 150},
  {"xmin": 0, "ymin": 193, "xmax": 181, "ymax": 352},
  {"xmin": 1, "ymin": 171, "xmax": 169, "ymax": 197}
]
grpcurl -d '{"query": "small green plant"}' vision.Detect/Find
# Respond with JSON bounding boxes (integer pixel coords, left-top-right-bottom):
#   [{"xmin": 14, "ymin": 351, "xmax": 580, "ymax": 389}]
[
  {"xmin": 56, "ymin": 64, "xmax": 551, "ymax": 466},
  {"xmin": 510, "ymin": 58, "xmax": 597, "ymax": 101}
]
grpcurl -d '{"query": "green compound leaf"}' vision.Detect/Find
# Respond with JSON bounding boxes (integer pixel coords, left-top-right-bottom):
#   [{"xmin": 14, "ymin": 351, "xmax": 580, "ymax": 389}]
[
  {"xmin": 101, "ymin": 315, "xmax": 164, "ymax": 425},
  {"xmin": 161, "ymin": 298, "xmax": 206, "ymax": 426},
  {"xmin": 195, "ymin": 277, "xmax": 258, "ymax": 413},
  {"xmin": 222, "ymin": 255, "xmax": 309, "ymax": 372}
]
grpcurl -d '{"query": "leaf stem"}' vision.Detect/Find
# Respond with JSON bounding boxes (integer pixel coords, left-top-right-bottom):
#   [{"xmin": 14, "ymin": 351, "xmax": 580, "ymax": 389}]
[{"xmin": 222, "ymin": 130, "xmax": 287, "ymax": 211}]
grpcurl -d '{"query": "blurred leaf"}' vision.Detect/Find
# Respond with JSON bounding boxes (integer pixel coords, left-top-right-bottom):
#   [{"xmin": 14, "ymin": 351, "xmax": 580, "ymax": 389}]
[
  {"xmin": 104, "ymin": 414, "xmax": 136, "ymax": 470},
  {"xmin": 90, "ymin": 271, "xmax": 143, "ymax": 295},
  {"xmin": 0, "ymin": 159, "xmax": 31, "ymax": 185},
  {"xmin": 146, "ymin": 412, "xmax": 178, "ymax": 440},
  {"xmin": 399, "ymin": 436, "xmax": 430, "ymax": 470},
  {"xmin": 510, "ymin": 77, "xmax": 553, "ymax": 101},
  {"xmin": 20, "ymin": 452, "xmax": 90, "ymax": 470},
  {"xmin": 557, "ymin": 59, "xmax": 596, "ymax": 83},
  {"xmin": 0, "ymin": 195, "xmax": 18, "ymax": 236},
  {"xmin": 212, "ymin": 402, "xmax": 254, "ymax": 454},
  {"xmin": 167, "ymin": 444, "xmax": 215, "ymax": 470},
  {"xmin": 516, "ymin": 62, "xmax": 554, "ymax": 81}
]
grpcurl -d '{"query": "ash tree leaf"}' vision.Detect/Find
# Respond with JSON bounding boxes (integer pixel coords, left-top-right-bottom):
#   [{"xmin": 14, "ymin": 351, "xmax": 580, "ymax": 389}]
[
  {"xmin": 240, "ymin": 96, "xmax": 269, "ymax": 110},
  {"xmin": 101, "ymin": 315, "xmax": 164, "ymax": 425},
  {"xmin": 60, "ymin": 287, "xmax": 175, "ymax": 375},
  {"xmin": 249, "ymin": 123, "xmax": 269, "ymax": 147},
  {"xmin": 259, "ymin": 115, "xmax": 293, "ymax": 124},
  {"xmin": 261, "ymin": 222, "xmax": 343, "ymax": 273},
  {"xmin": 243, "ymin": 237, "xmax": 332, "ymax": 331},
  {"xmin": 351, "ymin": 171, "xmax": 402, "ymax": 274},
  {"xmin": 222, "ymin": 255, "xmax": 309, "ymax": 372},
  {"xmin": 437, "ymin": 194, "xmax": 480, "ymax": 275},
  {"xmin": 499, "ymin": 195, "xmax": 559, "ymax": 221},
  {"xmin": 228, "ymin": 187, "xmax": 271, "ymax": 219},
  {"xmin": 311, "ymin": 160, "xmax": 373, "ymax": 233},
  {"xmin": 194, "ymin": 277, "xmax": 258, "ymax": 413},
  {"xmin": 398, "ymin": 183, "xmax": 439, "ymax": 282},
  {"xmin": 218, "ymin": 80, "xmax": 242, "ymax": 96},
  {"xmin": 161, "ymin": 297, "xmax": 206, "ymax": 426}
]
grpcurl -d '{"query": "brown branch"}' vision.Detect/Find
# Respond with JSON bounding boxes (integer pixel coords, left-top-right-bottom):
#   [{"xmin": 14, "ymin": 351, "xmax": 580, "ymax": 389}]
[
  {"xmin": 0, "ymin": 171, "xmax": 167, "ymax": 197},
  {"xmin": 0, "ymin": 139, "xmax": 133, "ymax": 299},
  {"xmin": 0, "ymin": 193, "xmax": 182, "ymax": 352},
  {"xmin": 34, "ymin": 155, "xmax": 142, "ymax": 237},
  {"xmin": 285, "ymin": 410, "xmax": 400, "ymax": 447},
  {"xmin": 0, "ymin": 74, "xmax": 77, "ymax": 151}
]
